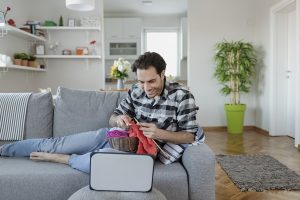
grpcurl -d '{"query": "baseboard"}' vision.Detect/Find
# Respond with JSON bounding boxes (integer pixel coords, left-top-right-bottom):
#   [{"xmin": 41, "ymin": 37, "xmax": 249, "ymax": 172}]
[
  {"xmin": 203, "ymin": 126, "xmax": 269, "ymax": 136},
  {"xmin": 203, "ymin": 126, "xmax": 227, "ymax": 132},
  {"xmin": 252, "ymin": 126, "xmax": 269, "ymax": 136}
]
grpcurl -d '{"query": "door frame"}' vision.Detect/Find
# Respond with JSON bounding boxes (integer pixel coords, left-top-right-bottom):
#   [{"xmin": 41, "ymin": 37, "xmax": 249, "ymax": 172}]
[{"xmin": 270, "ymin": 0, "xmax": 300, "ymax": 147}]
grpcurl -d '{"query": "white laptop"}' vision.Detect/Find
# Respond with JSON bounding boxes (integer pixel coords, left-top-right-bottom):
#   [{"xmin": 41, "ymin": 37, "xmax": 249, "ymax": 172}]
[{"xmin": 90, "ymin": 152, "xmax": 154, "ymax": 192}]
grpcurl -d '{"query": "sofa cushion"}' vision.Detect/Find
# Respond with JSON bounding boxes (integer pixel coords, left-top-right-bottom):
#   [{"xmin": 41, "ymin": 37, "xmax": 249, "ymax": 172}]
[
  {"xmin": 153, "ymin": 161, "xmax": 188, "ymax": 200},
  {"xmin": 0, "ymin": 157, "xmax": 89, "ymax": 200},
  {"xmin": 24, "ymin": 92, "xmax": 54, "ymax": 139},
  {"xmin": 53, "ymin": 87, "xmax": 127, "ymax": 137},
  {"xmin": 0, "ymin": 158, "xmax": 187, "ymax": 200},
  {"xmin": 0, "ymin": 92, "xmax": 53, "ymax": 142}
]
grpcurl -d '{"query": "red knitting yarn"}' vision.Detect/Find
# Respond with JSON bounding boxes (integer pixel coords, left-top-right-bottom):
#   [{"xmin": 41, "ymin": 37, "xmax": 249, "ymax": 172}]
[{"xmin": 128, "ymin": 123, "xmax": 157, "ymax": 156}]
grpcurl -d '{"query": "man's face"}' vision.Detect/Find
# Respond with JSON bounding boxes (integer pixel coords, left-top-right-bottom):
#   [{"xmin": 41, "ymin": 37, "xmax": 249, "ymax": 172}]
[{"xmin": 136, "ymin": 66, "xmax": 165, "ymax": 99}]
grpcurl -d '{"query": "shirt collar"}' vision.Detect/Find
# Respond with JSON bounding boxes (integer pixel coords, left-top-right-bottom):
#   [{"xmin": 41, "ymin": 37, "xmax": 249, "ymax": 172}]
[{"xmin": 160, "ymin": 78, "xmax": 169, "ymax": 100}]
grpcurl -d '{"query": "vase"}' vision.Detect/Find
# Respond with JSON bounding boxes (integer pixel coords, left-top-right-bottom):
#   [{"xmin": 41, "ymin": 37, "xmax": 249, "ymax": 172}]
[
  {"xmin": 117, "ymin": 79, "xmax": 124, "ymax": 89},
  {"xmin": 90, "ymin": 45, "xmax": 97, "ymax": 55}
]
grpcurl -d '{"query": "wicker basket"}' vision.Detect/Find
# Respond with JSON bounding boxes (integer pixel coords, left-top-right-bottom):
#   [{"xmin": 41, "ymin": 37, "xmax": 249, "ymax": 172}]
[{"xmin": 107, "ymin": 137, "xmax": 138, "ymax": 153}]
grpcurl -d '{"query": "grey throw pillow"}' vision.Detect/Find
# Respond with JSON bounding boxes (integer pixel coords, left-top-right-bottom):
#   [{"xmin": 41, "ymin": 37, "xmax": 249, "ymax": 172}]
[
  {"xmin": 53, "ymin": 87, "xmax": 127, "ymax": 137},
  {"xmin": 24, "ymin": 92, "xmax": 54, "ymax": 139}
]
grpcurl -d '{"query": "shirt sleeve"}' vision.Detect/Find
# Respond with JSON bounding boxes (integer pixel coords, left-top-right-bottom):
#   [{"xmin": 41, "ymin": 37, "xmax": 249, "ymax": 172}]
[
  {"xmin": 176, "ymin": 91, "xmax": 205, "ymax": 144},
  {"xmin": 113, "ymin": 89, "xmax": 135, "ymax": 117},
  {"xmin": 176, "ymin": 91, "xmax": 199, "ymax": 133}
]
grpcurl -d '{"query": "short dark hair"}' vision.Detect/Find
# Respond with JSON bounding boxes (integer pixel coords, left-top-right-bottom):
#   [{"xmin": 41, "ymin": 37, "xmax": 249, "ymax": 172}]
[{"xmin": 132, "ymin": 52, "xmax": 166, "ymax": 74}]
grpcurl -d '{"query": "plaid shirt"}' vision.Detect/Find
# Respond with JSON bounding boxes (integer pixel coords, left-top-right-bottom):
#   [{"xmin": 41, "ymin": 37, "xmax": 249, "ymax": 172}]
[
  {"xmin": 114, "ymin": 80, "xmax": 205, "ymax": 164},
  {"xmin": 114, "ymin": 80, "xmax": 201, "ymax": 135}
]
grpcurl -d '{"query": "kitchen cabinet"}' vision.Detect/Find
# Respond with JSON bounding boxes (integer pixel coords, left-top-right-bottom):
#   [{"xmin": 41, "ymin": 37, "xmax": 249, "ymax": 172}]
[
  {"xmin": 104, "ymin": 18, "xmax": 142, "ymax": 59},
  {"xmin": 105, "ymin": 39, "xmax": 140, "ymax": 59},
  {"xmin": 104, "ymin": 18, "xmax": 142, "ymax": 39}
]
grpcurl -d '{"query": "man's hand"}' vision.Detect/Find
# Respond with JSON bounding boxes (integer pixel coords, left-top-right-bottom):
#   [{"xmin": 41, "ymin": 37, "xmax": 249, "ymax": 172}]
[
  {"xmin": 109, "ymin": 114, "xmax": 133, "ymax": 129},
  {"xmin": 116, "ymin": 115, "xmax": 133, "ymax": 129},
  {"xmin": 139, "ymin": 122, "xmax": 163, "ymax": 140},
  {"xmin": 139, "ymin": 122, "xmax": 195, "ymax": 144}
]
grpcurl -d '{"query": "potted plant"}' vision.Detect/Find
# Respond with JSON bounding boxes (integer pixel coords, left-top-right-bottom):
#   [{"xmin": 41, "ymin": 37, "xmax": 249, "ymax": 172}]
[
  {"xmin": 20, "ymin": 53, "xmax": 29, "ymax": 66},
  {"xmin": 214, "ymin": 40, "xmax": 257, "ymax": 134},
  {"xmin": 28, "ymin": 55, "xmax": 37, "ymax": 67},
  {"xmin": 13, "ymin": 53, "xmax": 22, "ymax": 65}
]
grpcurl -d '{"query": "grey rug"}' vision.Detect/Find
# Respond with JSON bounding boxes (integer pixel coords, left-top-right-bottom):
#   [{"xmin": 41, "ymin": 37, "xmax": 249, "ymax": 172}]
[{"xmin": 216, "ymin": 154, "xmax": 300, "ymax": 192}]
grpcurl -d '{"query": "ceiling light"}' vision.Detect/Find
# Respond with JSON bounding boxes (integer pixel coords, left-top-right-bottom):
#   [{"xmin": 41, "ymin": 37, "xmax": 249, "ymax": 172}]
[
  {"xmin": 142, "ymin": 0, "xmax": 153, "ymax": 6},
  {"xmin": 66, "ymin": 0, "xmax": 95, "ymax": 11}
]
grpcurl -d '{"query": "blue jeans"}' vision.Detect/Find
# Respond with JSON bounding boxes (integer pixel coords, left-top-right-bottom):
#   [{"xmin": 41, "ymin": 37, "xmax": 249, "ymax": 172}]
[{"xmin": 0, "ymin": 128, "xmax": 111, "ymax": 173}]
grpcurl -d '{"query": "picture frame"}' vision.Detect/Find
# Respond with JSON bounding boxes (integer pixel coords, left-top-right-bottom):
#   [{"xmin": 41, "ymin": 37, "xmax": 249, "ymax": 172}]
[
  {"xmin": 76, "ymin": 47, "xmax": 88, "ymax": 55},
  {"xmin": 36, "ymin": 44, "xmax": 45, "ymax": 55},
  {"xmin": 68, "ymin": 18, "xmax": 75, "ymax": 27},
  {"xmin": 80, "ymin": 17, "xmax": 100, "ymax": 27}
]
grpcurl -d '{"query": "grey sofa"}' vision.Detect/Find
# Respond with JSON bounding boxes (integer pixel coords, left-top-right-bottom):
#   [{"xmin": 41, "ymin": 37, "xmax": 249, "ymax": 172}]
[{"xmin": 0, "ymin": 87, "xmax": 215, "ymax": 200}]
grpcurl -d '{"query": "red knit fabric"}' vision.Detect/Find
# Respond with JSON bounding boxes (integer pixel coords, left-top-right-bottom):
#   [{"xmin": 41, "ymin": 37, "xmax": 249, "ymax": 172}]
[{"xmin": 128, "ymin": 124, "xmax": 157, "ymax": 156}]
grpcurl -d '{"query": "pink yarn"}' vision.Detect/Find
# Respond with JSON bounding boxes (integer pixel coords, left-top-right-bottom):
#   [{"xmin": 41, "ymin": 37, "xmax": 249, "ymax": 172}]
[{"xmin": 106, "ymin": 130, "xmax": 128, "ymax": 138}]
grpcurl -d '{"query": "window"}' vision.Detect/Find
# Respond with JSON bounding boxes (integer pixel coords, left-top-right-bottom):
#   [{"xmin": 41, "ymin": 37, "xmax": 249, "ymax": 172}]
[{"xmin": 145, "ymin": 30, "xmax": 179, "ymax": 77}]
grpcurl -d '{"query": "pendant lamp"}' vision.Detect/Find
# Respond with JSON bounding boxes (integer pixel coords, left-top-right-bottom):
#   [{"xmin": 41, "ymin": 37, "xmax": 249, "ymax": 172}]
[{"xmin": 66, "ymin": 0, "xmax": 95, "ymax": 11}]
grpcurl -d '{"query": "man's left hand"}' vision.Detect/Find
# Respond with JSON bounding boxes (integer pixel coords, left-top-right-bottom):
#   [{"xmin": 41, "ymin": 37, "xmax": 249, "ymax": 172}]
[
  {"xmin": 139, "ymin": 122, "xmax": 195, "ymax": 144},
  {"xmin": 139, "ymin": 122, "xmax": 162, "ymax": 140}
]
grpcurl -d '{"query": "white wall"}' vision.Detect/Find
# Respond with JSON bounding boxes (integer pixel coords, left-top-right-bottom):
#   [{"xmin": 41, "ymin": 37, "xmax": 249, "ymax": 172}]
[
  {"xmin": 143, "ymin": 16, "xmax": 181, "ymax": 28},
  {"xmin": 28, "ymin": 0, "xmax": 104, "ymax": 92},
  {"xmin": 296, "ymin": 0, "xmax": 300, "ymax": 147},
  {"xmin": 188, "ymin": 0, "xmax": 285, "ymax": 128},
  {"xmin": 253, "ymin": 0, "xmax": 282, "ymax": 131},
  {"xmin": 2, "ymin": 0, "xmax": 286, "ymax": 131},
  {"xmin": 0, "ymin": 0, "xmax": 39, "ymax": 92},
  {"xmin": 188, "ymin": 0, "xmax": 257, "ymax": 126},
  {"xmin": 0, "ymin": 0, "xmax": 104, "ymax": 93}
]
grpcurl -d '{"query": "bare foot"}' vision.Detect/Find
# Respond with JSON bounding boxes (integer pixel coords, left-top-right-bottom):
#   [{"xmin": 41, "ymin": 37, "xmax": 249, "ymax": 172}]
[
  {"xmin": 30, "ymin": 152, "xmax": 53, "ymax": 161},
  {"xmin": 30, "ymin": 152, "xmax": 70, "ymax": 165}
]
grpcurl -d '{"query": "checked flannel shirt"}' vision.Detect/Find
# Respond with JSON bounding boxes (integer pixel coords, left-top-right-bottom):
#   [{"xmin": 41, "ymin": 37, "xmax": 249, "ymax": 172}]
[{"xmin": 114, "ymin": 79, "xmax": 205, "ymax": 164}]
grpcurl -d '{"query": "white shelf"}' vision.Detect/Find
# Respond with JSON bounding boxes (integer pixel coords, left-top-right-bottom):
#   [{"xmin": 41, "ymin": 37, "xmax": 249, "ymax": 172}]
[
  {"xmin": 37, "ymin": 26, "xmax": 101, "ymax": 31},
  {"xmin": 0, "ymin": 64, "xmax": 47, "ymax": 72},
  {"xmin": 35, "ymin": 55, "xmax": 101, "ymax": 59},
  {"xmin": 4, "ymin": 25, "xmax": 46, "ymax": 42}
]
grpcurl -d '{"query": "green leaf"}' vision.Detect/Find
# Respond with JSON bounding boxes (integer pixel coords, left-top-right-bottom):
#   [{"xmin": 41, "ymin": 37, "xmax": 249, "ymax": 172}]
[{"xmin": 213, "ymin": 40, "xmax": 257, "ymax": 103}]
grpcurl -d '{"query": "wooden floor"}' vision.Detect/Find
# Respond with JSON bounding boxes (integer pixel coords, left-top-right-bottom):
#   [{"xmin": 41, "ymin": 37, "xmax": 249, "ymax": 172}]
[{"xmin": 205, "ymin": 130, "xmax": 300, "ymax": 200}]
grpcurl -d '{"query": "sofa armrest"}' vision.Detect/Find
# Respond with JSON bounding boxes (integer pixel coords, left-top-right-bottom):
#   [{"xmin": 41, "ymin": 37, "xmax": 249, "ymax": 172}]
[{"xmin": 182, "ymin": 144, "xmax": 215, "ymax": 200}]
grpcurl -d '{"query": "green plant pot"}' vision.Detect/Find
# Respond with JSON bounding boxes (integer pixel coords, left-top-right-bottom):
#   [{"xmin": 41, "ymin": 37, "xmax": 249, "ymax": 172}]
[{"xmin": 224, "ymin": 104, "xmax": 246, "ymax": 134}]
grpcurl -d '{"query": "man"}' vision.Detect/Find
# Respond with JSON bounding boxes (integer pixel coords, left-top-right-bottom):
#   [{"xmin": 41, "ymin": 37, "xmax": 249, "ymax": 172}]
[{"xmin": 0, "ymin": 52, "xmax": 204, "ymax": 173}]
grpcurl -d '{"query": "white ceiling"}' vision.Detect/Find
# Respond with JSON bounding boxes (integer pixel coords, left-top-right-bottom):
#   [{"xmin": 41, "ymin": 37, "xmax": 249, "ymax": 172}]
[{"xmin": 103, "ymin": 0, "xmax": 187, "ymax": 16}]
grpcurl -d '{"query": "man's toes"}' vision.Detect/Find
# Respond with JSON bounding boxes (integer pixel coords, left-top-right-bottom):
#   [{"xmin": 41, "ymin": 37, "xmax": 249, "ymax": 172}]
[{"xmin": 30, "ymin": 152, "xmax": 42, "ymax": 157}]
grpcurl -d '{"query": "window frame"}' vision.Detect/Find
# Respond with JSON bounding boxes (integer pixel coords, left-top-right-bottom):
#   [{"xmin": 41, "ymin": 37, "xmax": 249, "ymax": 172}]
[{"xmin": 143, "ymin": 27, "xmax": 180, "ymax": 78}]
